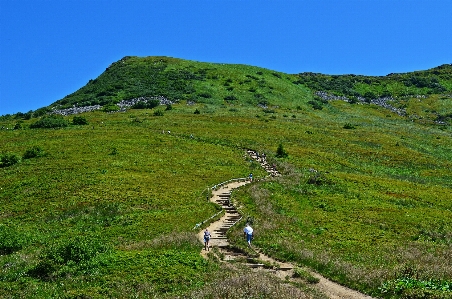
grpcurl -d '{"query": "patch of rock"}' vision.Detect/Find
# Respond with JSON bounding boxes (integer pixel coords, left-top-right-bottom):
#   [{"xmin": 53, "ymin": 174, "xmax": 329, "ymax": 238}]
[
  {"xmin": 116, "ymin": 96, "xmax": 174, "ymax": 109},
  {"xmin": 315, "ymin": 91, "xmax": 406, "ymax": 116},
  {"xmin": 51, "ymin": 96, "xmax": 176, "ymax": 116},
  {"xmin": 51, "ymin": 105, "xmax": 102, "ymax": 116}
]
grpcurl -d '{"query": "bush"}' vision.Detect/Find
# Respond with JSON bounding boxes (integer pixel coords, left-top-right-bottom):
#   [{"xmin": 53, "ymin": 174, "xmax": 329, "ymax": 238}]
[
  {"xmin": 131, "ymin": 99, "xmax": 159, "ymax": 109},
  {"xmin": 29, "ymin": 236, "xmax": 111, "ymax": 279},
  {"xmin": 224, "ymin": 95, "xmax": 238, "ymax": 101},
  {"xmin": 153, "ymin": 110, "xmax": 164, "ymax": 116},
  {"xmin": 363, "ymin": 91, "xmax": 376, "ymax": 101},
  {"xmin": 47, "ymin": 236, "xmax": 110, "ymax": 264},
  {"xmin": 198, "ymin": 92, "xmax": 212, "ymax": 98},
  {"xmin": 343, "ymin": 123, "xmax": 356, "ymax": 129},
  {"xmin": 276, "ymin": 143, "xmax": 288, "ymax": 158},
  {"xmin": 194, "ymin": 109, "xmax": 200, "ymax": 114},
  {"xmin": 103, "ymin": 104, "xmax": 120, "ymax": 112},
  {"xmin": 72, "ymin": 116, "xmax": 88, "ymax": 125},
  {"xmin": 165, "ymin": 104, "xmax": 173, "ymax": 111},
  {"xmin": 0, "ymin": 153, "xmax": 20, "ymax": 167},
  {"xmin": 33, "ymin": 107, "xmax": 51, "ymax": 117},
  {"xmin": 307, "ymin": 100, "xmax": 323, "ymax": 110},
  {"xmin": 109, "ymin": 147, "xmax": 119, "ymax": 155},
  {"xmin": 23, "ymin": 146, "xmax": 46, "ymax": 159},
  {"xmin": 30, "ymin": 115, "xmax": 69, "ymax": 129},
  {"xmin": 307, "ymin": 172, "xmax": 331, "ymax": 185},
  {"xmin": 14, "ymin": 122, "xmax": 22, "ymax": 129},
  {"xmin": 0, "ymin": 225, "xmax": 26, "ymax": 254}
]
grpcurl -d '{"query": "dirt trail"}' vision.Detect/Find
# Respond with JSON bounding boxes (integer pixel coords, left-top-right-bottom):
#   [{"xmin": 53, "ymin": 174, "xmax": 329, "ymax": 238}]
[{"xmin": 197, "ymin": 150, "xmax": 375, "ymax": 299}]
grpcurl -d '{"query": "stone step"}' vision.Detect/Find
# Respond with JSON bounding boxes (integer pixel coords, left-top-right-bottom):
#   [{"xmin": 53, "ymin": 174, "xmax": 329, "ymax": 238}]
[
  {"xmin": 214, "ymin": 227, "xmax": 230, "ymax": 231},
  {"xmin": 224, "ymin": 207, "xmax": 237, "ymax": 211},
  {"xmin": 227, "ymin": 252, "xmax": 244, "ymax": 256},
  {"xmin": 278, "ymin": 266, "xmax": 293, "ymax": 271},
  {"xmin": 246, "ymin": 263, "xmax": 265, "ymax": 268}
]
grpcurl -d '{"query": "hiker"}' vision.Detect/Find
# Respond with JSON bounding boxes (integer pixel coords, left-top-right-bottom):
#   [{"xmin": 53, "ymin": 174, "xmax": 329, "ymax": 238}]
[
  {"xmin": 249, "ymin": 173, "xmax": 253, "ymax": 182},
  {"xmin": 243, "ymin": 224, "xmax": 254, "ymax": 246},
  {"xmin": 204, "ymin": 229, "xmax": 211, "ymax": 251}
]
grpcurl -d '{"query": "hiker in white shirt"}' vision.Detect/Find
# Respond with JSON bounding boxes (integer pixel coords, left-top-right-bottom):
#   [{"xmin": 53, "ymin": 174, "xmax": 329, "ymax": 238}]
[{"xmin": 243, "ymin": 224, "xmax": 254, "ymax": 246}]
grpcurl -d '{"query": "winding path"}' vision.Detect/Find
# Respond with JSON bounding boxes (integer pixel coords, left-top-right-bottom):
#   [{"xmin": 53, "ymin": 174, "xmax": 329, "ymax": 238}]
[{"xmin": 197, "ymin": 150, "xmax": 375, "ymax": 299}]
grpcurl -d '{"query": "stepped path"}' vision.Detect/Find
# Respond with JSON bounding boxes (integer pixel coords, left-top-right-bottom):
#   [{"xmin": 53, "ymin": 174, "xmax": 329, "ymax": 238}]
[{"xmin": 197, "ymin": 150, "xmax": 375, "ymax": 299}]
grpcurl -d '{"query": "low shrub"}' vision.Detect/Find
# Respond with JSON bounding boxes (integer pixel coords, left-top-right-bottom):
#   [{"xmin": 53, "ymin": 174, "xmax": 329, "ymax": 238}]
[
  {"xmin": 0, "ymin": 225, "xmax": 26, "ymax": 254},
  {"xmin": 103, "ymin": 104, "xmax": 120, "ymax": 112},
  {"xmin": 307, "ymin": 172, "xmax": 331, "ymax": 185},
  {"xmin": 72, "ymin": 116, "xmax": 88, "ymax": 125},
  {"xmin": 307, "ymin": 100, "xmax": 323, "ymax": 110},
  {"xmin": 131, "ymin": 99, "xmax": 159, "ymax": 109},
  {"xmin": 0, "ymin": 153, "xmax": 20, "ymax": 167},
  {"xmin": 198, "ymin": 92, "xmax": 212, "ymax": 98},
  {"xmin": 29, "ymin": 236, "xmax": 111, "ymax": 279},
  {"xmin": 23, "ymin": 146, "xmax": 46, "ymax": 159},
  {"xmin": 343, "ymin": 123, "xmax": 356, "ymax": 129},
  {"xmin": 224, "ymin": 95, "xmax": 238, "ymax": 101},
  {"xmin": 276, "ymin": 143, "xmax": 288, "ymax": 158},
  {"xmin": 194, "ymin": 109, "xmax": 200, "ymax": 114},
  {"xmin": 109, "ymin": 147, "xmax": 119, "ymax": 155},
  {"xmin": 30, "ymin": 115, "xmax": 69, "ymax": 128},
  {"xmin": 153, "ymin": 110, "xmax": 164, "ymax": 116},
  {"xmin": 379, "ymin": 277, "xmax": 452, "ymax": 298}
]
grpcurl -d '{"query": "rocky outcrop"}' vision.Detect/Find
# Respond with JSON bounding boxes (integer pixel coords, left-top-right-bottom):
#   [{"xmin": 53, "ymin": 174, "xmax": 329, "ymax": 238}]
[
  {"xmin": 51, "ymin": 96, "xmax": 175, "ymax": 116},
  {"xmin": 116, "ymin": 96, "xmax": 174, "ymax": 109},
  {"xmin": 315, "ymin": 91, "xmax": 406, "ymax": 116},
  {"xmin": 51, "ymin": 105, "xmax": 102, "ymax": 116}
]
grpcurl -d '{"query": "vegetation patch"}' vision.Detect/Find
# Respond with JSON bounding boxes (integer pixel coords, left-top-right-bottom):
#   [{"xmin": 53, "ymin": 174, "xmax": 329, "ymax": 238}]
[
  {"xmin": 0, "ymin": 153, "xmax": 20, "ymax": 167},
  {"xmin": 0, "ymin": 225, "xmax": 27, "ymax": 255},
  {"xmin": 28, "ymin": 235, "xmax": 111, "ymax": 280},
  {"xmin": 23, "ymin": 146, "xmax": 46, "ymax": 159},
  {"xmin": 30, "ymin": 115, "xmax": 69, "ymax": 128},
  {"xmin": 72, "ymin": 116, "xmax": 88, "ymax": 125}
]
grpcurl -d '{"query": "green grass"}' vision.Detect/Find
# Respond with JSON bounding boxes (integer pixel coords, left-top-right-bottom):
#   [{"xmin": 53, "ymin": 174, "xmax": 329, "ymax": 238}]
[{"xmin": 1, "ymin": 58, "xmax": 452, "ymax": 298}]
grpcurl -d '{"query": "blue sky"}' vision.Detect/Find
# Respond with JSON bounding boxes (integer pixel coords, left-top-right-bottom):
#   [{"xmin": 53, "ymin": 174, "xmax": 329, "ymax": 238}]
[{"xmin": 1, "ymin": 0, "xmax": 451, "ymax": 115}]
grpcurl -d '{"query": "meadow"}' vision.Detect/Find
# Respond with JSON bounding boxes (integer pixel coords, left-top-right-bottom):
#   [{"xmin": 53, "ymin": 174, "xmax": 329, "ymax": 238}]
[{"xmin": 1, "ymin": 57, "xmax": 451, "ymax": 298}]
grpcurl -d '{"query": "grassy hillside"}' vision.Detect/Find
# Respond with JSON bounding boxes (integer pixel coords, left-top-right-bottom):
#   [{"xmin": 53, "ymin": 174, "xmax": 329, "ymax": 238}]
[
  {"xmin": 1, "ymin": 57, "xmax": 452, "ymax": 298},
  {"xmin": 48, "ymin": 56, "xmax": 312, "ymax": 111}
]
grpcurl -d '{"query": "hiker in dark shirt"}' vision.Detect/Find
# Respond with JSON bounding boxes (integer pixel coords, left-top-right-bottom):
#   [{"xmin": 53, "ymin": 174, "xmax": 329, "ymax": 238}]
[{"xmin": 203, "ymin": 229, "xmax": 211, "ymax": 251}]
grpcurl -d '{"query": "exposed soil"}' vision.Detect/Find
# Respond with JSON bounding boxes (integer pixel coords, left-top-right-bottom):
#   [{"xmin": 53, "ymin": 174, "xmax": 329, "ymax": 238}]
[{"xmin": 197, "ymin": 150, "xmax": 375, "ymax": 299}]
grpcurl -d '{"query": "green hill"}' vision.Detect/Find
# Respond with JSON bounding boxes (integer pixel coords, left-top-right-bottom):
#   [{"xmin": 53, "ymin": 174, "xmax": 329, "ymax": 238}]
[{"xmin": 1, "ymin": 57, "xmax": 451, "ymax": 298}]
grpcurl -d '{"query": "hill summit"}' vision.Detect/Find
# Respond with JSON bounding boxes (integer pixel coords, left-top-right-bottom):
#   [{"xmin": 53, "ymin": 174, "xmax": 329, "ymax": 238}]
[{"xmin": 44, "ymin": 56, "xmax": 451, "ymax": 124}]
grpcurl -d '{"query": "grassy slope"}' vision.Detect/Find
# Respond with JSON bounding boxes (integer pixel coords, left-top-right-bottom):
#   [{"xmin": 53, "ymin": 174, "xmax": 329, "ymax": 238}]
[{"xmin": 1, "ymin": 57, "xmax": 452, "ymax": 298}]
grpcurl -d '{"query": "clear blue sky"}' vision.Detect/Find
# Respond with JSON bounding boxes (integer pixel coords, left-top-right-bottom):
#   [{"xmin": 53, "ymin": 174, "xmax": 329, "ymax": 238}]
[{"xmin": 1, "ymin": 0, "xmax": 451, "ymax": 115}]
